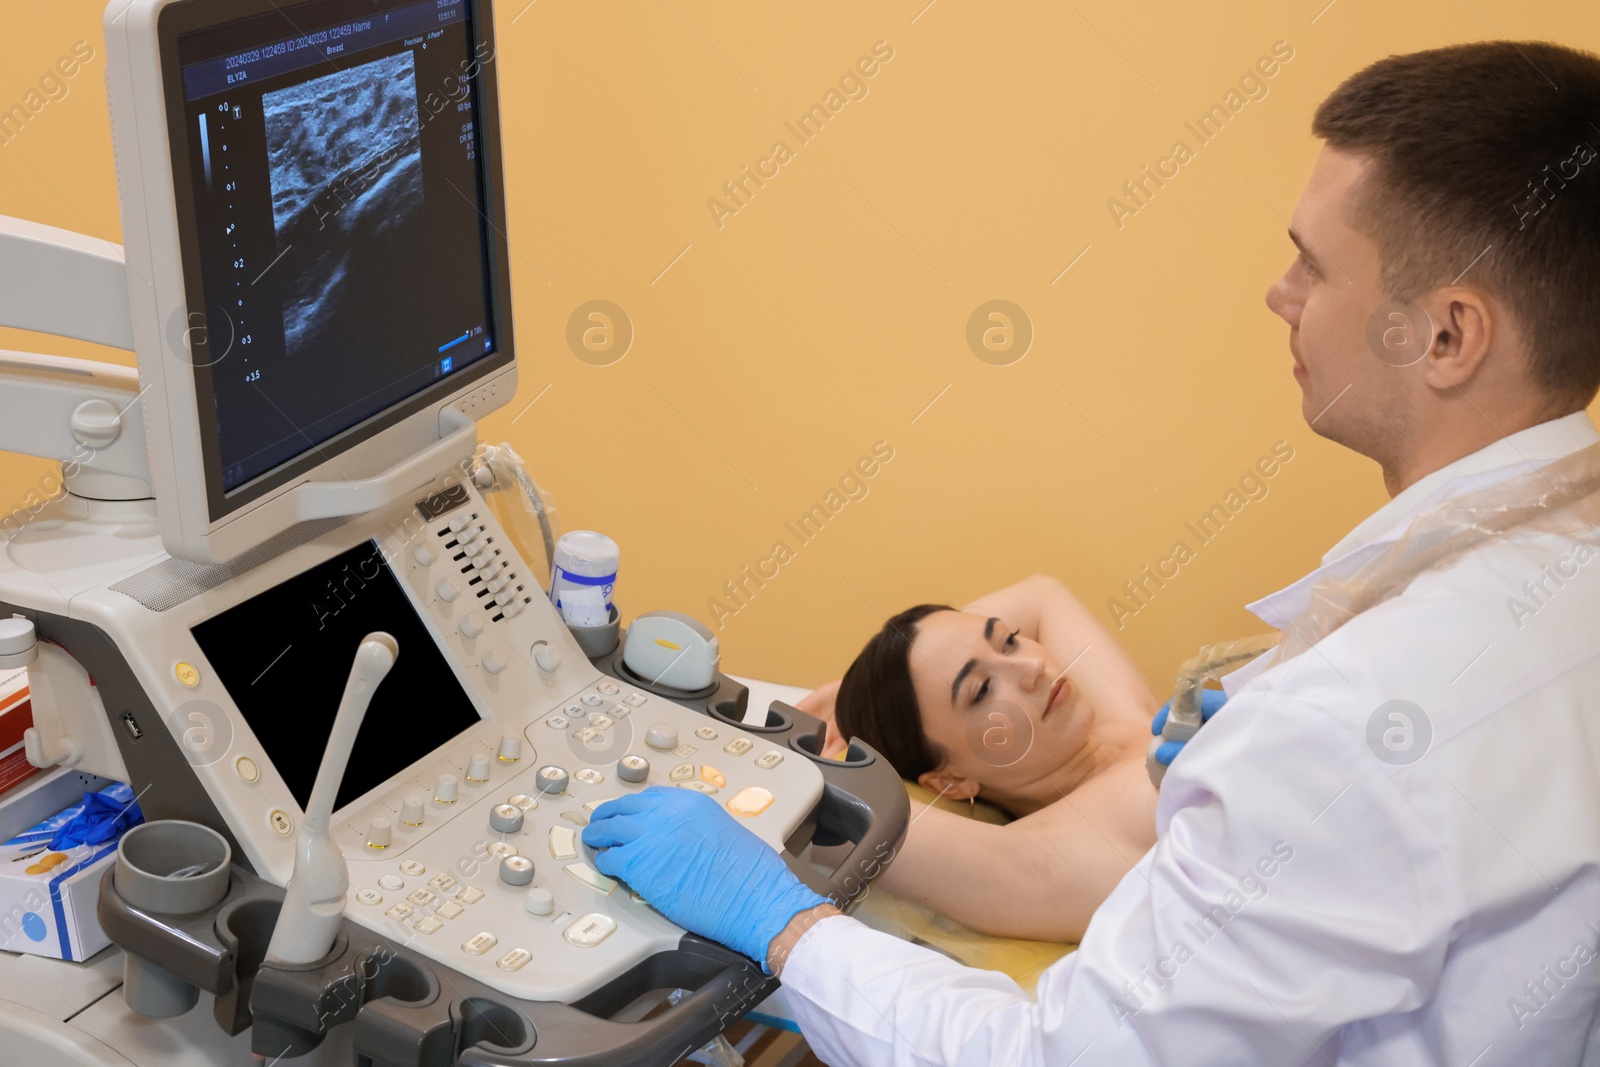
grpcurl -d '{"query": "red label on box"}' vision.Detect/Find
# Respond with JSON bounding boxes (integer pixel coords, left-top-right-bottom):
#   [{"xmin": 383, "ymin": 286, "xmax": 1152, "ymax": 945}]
[{"xmin": 0, "ymin": 679, "xmax": 39, "ymax": 796}]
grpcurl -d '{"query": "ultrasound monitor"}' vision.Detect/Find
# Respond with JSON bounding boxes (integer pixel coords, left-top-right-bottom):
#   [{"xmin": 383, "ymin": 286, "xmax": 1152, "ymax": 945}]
[{"xmin": 106, "ymin": 0, "xmax": 517, "ymax": 563}]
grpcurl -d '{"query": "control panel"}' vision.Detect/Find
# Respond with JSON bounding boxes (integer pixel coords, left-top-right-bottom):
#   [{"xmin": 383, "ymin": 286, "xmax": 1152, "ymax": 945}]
[
  {"xmin": 343, "ymin": 676, "xmax": 815, "ymax": 1002},
  {"xmin": 93, "ymin": 474, "xmax": 825, "ymax": 1002}
]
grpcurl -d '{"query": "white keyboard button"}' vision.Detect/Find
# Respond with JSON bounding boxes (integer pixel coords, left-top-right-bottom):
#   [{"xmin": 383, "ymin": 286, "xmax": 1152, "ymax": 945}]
[
  {"xmin": 549, "ymin": 825, "xmax": 578, "ymax": 860},
  {"xmin": 497, "ymin": 948, "xmax": 532, "ymax": 971},
  {"xmin": 564, "ymin": 913, "xmax": 618, "ymax": 947},
  {"xmin": 564, "ymin": 862, "xmax": 617, "ymax": 894},
  {"xmin": 462, "ymin": 931, "xmax": 499, "ymax": 956}
]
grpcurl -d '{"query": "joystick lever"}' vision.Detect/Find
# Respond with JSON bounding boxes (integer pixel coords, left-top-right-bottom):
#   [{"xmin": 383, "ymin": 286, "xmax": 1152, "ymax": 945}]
[{"xmin": 265, "ymin": 632, "xmax": 398, "ymax": 965}]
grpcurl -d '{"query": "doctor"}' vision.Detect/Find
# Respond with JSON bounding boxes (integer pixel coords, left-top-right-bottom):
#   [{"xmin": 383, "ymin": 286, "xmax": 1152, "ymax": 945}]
[{"xmin": 586, "ymin": 40, "xmax": 1600, "ymax": 1065}]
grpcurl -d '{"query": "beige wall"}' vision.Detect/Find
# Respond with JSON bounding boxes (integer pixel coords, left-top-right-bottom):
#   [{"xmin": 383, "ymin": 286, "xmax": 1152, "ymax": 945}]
[{"xmin": 2, "ymin": 1, "xmax": 1596, "ymax": 694}]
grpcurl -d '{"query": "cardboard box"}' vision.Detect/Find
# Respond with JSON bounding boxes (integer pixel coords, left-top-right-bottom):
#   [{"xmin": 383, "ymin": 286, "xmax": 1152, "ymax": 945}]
[
  {"xmin": 0, "ymin": 666, "xmax": 41, "ymax": 797},
  {"xmin": 0, "ymin": 781, "xmax": 142, "ymax": 960}
]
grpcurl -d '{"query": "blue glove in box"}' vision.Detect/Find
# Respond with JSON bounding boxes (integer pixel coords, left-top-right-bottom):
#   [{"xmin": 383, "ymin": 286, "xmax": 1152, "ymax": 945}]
[{"xmin": 0, "ymin": 780, "xmax": 143, "ymax": 960}]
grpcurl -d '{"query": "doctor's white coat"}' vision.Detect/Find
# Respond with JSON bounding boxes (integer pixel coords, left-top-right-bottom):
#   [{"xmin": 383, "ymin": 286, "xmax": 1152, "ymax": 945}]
[{"xmin": 780, "ymin": 411, "xmax": 1600, "ymax": 1067}]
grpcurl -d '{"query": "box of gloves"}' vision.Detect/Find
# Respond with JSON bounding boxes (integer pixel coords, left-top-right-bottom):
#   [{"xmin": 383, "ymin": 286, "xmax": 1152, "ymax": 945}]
[{"xmin": 0, "ymin": 780, "xmax": 143, "ymax": 960}]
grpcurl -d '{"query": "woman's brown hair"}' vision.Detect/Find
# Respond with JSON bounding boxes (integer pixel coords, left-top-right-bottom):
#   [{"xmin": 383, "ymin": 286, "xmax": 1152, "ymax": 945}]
[{"xmin": 833, "ymin": 603, "xmax": 953, "ymax": 781}]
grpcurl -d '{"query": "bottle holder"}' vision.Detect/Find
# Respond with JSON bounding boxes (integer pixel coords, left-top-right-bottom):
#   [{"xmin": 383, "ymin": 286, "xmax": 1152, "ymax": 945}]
[
  {"xmin": 96, "ymin": 699, "xmax": 911, "ymax": 1066},
  {"xmin": 564, "ymin": 603, "xmax": 620, "ymax": 659}
]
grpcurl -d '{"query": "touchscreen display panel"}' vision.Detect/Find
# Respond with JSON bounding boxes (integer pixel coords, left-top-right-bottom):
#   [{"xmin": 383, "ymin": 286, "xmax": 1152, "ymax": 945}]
[{"xmin": 191, "ymin": 539, "xmax": 482, "ymax": 812}]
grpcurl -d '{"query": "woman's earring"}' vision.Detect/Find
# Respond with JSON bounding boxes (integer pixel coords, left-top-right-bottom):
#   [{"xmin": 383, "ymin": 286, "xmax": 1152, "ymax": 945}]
[{"xmin": 968, "ymin": 795, "xmax": 975, "ymax": 814}]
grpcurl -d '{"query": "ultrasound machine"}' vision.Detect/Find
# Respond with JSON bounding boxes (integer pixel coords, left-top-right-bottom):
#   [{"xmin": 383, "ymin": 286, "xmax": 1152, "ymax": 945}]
[{"xmin": 0, "ymin": 1, "xmax": 906, "ymax": 1063}]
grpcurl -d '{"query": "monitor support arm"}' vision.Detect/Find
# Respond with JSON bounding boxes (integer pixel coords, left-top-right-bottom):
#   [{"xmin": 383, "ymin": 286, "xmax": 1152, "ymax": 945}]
[
  {"xmin": 0, "ymin": 214, "xmax": 135, "ymax": 351},
  {"xmin": 0, "ymin": 215, "xmax": 151, "ymax": 501}
]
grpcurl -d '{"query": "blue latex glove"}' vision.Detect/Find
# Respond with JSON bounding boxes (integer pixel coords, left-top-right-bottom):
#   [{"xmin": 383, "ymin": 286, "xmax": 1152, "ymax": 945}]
[
  {"xmin": 1150, "ymin": 688, "xmax": 1230, "ymax": 766},
  {"xmin": 49, "ymin": 790, "xmax": 144, "ymax": 850},
  {"xmin": 582, "ymin": 786, "xmax": 827, "ymax": 969}
]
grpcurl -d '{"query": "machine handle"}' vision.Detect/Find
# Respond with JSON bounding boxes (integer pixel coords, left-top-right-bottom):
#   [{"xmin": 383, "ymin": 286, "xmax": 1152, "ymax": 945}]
[
  {"xmin": 294, "ymin": 407, "xmax": 478, "ymax": 522},
  {"xmin": 774, "ymin": 704, "xmax": 911, "ymax": 909},
  {"xmin": 455, "ymin": 940, "xmax": 771, "ymax": 1067}
]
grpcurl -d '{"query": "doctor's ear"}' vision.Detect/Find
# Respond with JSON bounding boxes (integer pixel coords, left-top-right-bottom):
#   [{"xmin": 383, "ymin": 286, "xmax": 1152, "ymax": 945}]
[
  {"xmin": 1416, "ymin": 286, "xmax": 1494, "ymax": 389},
  {"xmin": 917, "ymin": 769, "xmax": 980, "ymax": 802}
]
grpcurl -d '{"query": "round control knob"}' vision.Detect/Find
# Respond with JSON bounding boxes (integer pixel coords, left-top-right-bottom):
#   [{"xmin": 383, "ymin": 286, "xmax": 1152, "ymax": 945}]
[
  {"xmin": 459, "ymin": 614, "xmax": 482, "ymax": 639},
  {"xmin": 533, "ymin": 642, "xmax": 562, "ymax": 673},
  {"xmin": 435, "ymin": 581, "xmax": 458, "ymax": 603},
  {"xmin": 490, "ymin": 803, "xmax": 524, "ymax": 834},
  {"xmin": 524, "ymin": 887, "xmax": 555, "ymax": 916},
  {"xmin": 483, "ymin": 650, "xmax": 507, "ymax": 675},
  {"xmin": 399, "ymin": 794, "xmax": 426, "ymax": 827},
  {"xmin": 500, "ymin": 854, "xmax": 535, "ymax": 886},
  {"xmin": 466, "ymin": 753, "xmax": 491, "ymax": 782},
  {"xmin": 497, "ymin": 735, "xmax": 522, "ymax": 763},
  {"xmin": 645, "ymin": 724, "xmax": 679, "ymax": 751},
  {"xmin": 366, "ymin": 818, "xmax": 392, "ymax": 850},
  {"xmin": 434, "ymin": 773, "xmax": 459, "ymax": 804},
  {"xmin": 617, "ymin": 755, "xmax": 650, "ymax": 783},
  {"xmin": 536, "ymin": 765, "xmax": 569, "ymax": 794}
]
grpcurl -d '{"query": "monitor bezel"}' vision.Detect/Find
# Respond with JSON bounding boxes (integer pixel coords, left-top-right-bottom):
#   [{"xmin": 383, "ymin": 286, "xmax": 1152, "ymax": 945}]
[{"xmin": 155, "ymin": 0, "xmax": 516, "ymax": 522}]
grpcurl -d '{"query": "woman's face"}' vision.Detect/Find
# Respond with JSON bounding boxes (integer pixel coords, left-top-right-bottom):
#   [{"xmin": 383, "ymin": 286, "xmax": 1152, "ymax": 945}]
[{"xmin": 905, "ymin": 609, "xmax": 1098, "ymax": 808}]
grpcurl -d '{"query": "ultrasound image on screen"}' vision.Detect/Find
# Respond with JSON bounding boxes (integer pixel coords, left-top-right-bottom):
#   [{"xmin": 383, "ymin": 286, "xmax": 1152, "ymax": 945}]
[
  {"xmin": 176, "ymin": 0, "xmax": 500, "ymax": 496},
  {"xmin": 262, "ymin": 52, "xmax": 423, "ymax": 359}
]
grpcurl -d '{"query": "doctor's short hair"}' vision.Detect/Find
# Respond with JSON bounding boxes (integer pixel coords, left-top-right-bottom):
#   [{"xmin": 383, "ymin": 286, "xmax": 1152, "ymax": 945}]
[
  {"xmin": 1312, "ymin": 40, "xmax": 1600, "ymax": 407},
  {"xmin": 834, "ymin": 603, "xmax": 954, "ymax": 782}
]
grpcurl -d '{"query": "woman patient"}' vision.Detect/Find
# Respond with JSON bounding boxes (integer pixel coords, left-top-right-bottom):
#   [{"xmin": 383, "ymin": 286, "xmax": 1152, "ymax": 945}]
[{"xmin": 801, "ymin": 574, "xmax": 1161, "ymax": 942}]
